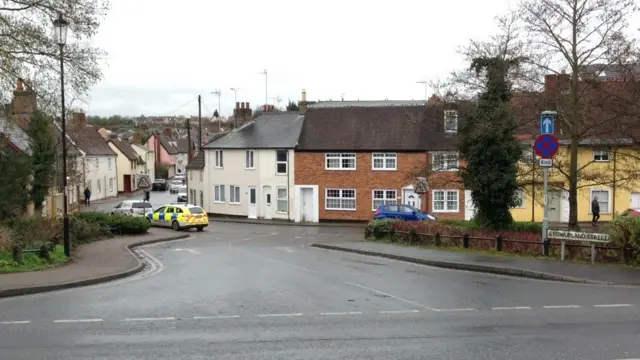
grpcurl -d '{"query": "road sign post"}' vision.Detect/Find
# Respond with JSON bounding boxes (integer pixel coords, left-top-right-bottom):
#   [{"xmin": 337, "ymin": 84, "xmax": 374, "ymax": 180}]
[{"xmin": 536, "ymin": 111, "xmax": 558, "ymax": 255}]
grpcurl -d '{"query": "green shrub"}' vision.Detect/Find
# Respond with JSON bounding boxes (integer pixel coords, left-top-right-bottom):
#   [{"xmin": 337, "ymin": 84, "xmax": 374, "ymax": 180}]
[
  {"xmin": 366, "ymin": 219, "xmax": 399, "ymax": 239},
  {"xmin": 607, "ymin": 216, "xmax": 640, "ymax": 248},
  {"xmin": 72, "ymin": 212, "xmax": 110, "ymax": 224},
  {"xmin": 438, "ymin": 219, "xmax": 540, "ymax": 233},
  {"xmin": 69, "ymin": 217, "xmax": 104, "ymax": 246},
  {"xmin": 6, "ymin": 216, "xmax": 58, "ymax": 248},
  {"xmin": 72, "ymin": 212, "xmax": 150, "ymax": 235}
]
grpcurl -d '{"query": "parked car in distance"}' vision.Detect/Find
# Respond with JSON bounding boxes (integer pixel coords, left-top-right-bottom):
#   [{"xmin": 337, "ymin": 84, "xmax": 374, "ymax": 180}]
[
  {"xmin": 174, "ymin": 175, "xmax": 186, "ymax": 184},
  {"xmin": 177, "ymin": 186, "xmax": 188, "ymax": 203},
  {"xmin": 111, "ymin": 200, "xmax": 154, "ymax": 217},
  {"xmin": 620, "ymin": 208, "xmax": 640, "ymax": 217},
  {"xmin": 152, "ymin": 179, "xmax": 168, "ymax": 191},
  {"xmin": 373, "ymin": 204, "xmax": 436, "ymax": 221},
  {"xmin": 169, "ymin": 180, "xmax": 184, "ymax": 194}
]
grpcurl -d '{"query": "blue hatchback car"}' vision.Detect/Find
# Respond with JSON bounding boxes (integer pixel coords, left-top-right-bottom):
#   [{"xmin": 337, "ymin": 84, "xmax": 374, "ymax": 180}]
[{"xmin": 373, "ymin": 204, "xmax": 437, "ymax": 221}]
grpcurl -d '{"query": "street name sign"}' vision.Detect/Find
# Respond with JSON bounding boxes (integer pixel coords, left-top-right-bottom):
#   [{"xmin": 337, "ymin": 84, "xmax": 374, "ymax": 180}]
[
  {"xmin": 538, "ymin": 158, "xmax": 553, "ymax": 168},
  {"xmin": 547, "ymin": 229, "xmax": 611, "ymax": 243}
]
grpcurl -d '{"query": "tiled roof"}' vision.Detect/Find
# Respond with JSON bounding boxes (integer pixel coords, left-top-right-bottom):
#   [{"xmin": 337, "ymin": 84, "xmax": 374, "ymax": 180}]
[
  {"xmin": 109, "ymin": 139, "xmax": 139, "ymax": 161},
  {"xmin": 309, "ymin": 100, "xmax": 426, "ymax": 109},
  {"xmin": 74, "ymin": 125, "xmax": 116, "ymax": 156},
  {"xmin": 185, "ymin": 150, "xmax": 204, "ymax": 169},
  {"xmin": 176, "ymin": 138, "xmax": 191, "ymax": 153},
  {"xmin": 204, "ymin": 112, "xmax": 304, "ymax": 149},
  {"xmin": 0, "ymin": 134, "xmax": 22, "ymax": 153},
  {"xmin": 157, "ymin": 135, "xmax": 179, "ymax": 154},
  {"xmin": 297, "ymin": 105, "xmax": 431, "ymax": 151}
]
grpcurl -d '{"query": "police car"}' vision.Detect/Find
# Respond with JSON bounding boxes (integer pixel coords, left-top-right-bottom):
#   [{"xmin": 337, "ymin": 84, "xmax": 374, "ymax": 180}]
[{"xmin": 146, "ymin": 203, "xmax": 209, "ymax": 231}]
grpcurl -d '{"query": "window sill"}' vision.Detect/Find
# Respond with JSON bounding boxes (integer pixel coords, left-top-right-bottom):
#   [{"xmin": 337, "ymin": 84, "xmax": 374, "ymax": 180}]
[
  {"xmin": 325, "ymin": 208, "xmax": 357, "ymax": 211},
  {"xmin": 432, "ymin": 209, "xmax": 460, "ymax": 213},
  {"xmin": 229, "ymin": 202, "xmax": 241, "ymax": 205},
  {"xmin": 432, "ymin": 169, "xmax": 459, "ymax": 172},
  {"xmin": 245, "ymin": 168, "xmax": 255, "ymax": 170},
  {"xmin": 276, "ymin": 211, "xmax": 289, "ymax": 214},
  {"xmin": 213, "ymin": 201, "xmax": 225, "ymax": 204},
  {"xmin": 325, "ymin": 168, "xmax": 356, "ymax": 171},
  {"xmin": 372, "ymin": 168, "xmax": 397, "ymax": 171},
  {"xmin": 276, "ymin": 173, "xmax": 287, "ymax": 176}
]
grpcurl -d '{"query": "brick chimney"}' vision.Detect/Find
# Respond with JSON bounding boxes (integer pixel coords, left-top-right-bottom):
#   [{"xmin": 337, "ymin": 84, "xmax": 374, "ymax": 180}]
[
  {"xmin": 544, "ymin": 71, "xmax": 571, "ymax": 93},
  {"xmin": 72, "ymin": 111, "xmax": 87, "ymax": 130},
  {"xmin": 11, "ymin": 78, "xmax": 37, "ymax": 118},
  {"xmin": 233, "ymin": 101, "xmax": 253, "ymax": 128},
  {"xmin": 299, "ymin": 89, "xmax": 308, "ymax": 114}
]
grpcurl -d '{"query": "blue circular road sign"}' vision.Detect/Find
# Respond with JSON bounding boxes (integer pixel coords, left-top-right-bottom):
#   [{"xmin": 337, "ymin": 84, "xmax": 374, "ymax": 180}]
[{"xmin": 534, "ymin": 134, "xmax": 559, "ymax": 159}]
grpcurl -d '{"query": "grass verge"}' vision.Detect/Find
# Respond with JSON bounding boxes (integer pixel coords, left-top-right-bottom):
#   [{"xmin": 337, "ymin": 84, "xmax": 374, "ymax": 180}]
[{"xmin": 0, "ymin": 246, "xmax": 68, "ymax": 273}]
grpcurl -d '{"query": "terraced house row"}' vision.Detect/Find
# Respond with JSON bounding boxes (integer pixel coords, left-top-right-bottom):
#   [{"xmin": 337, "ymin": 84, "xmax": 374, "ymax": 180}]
[{"xmin": 187, "ymin": 76, "xmax": 640, "ymax": 223}]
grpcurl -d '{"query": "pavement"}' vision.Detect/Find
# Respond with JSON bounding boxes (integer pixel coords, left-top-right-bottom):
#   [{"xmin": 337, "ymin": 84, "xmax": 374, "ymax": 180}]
[
  {"xmin": 312, "ymin": 241, "xmax": 640, "ymax": 285},
  {"xmin": 0, "ymin": 222, "xmax": 639, "ymax": 359}
]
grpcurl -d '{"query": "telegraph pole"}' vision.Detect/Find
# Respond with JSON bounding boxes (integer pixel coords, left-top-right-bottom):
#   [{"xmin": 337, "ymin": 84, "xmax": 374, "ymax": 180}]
[
  {"xmin": 416, "ymin": 80, "xmax": 428, "ymax": 101},
  {"xmin": 198, "ymin": 95, "xmax": 202, "ymax": 150},
  {"xmin": 185, "ymin": 118, "xmax": 192, "ymax": 160}
]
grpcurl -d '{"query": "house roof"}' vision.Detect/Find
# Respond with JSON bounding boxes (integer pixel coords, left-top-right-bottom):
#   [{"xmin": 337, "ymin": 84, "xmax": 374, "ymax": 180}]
[
  {"xmin": 309, "ymin": 100, "xmax": 426, "ymax": 109},
  {"xmin": 0, "ymin": 134, "xmax": 22, "ymax": 153},
  {"xmin": 185, "ymin": 150, "xmax": 205, "ymax": 169},
  {"xmin": 132, "ymin": 143, "xmax": 152, "ymax": 152},
  {"xmin": 109, "ymin": 139, "xmax": 139, "ymax": 161},
  {"xmin": 296, "ymin": 105, "xmax": 431, "ymax": 151},
  {"xmin": 157, "ymin": 134, "xmax": 179, "ymax": 154},
  {"xmin": 176, "ymin": 138, "xmax": 191, "ymax": 153},
  {"xmin": 74, "ymin": 125, "xmax": 116, "ymax": 156},
  {"xmin": 204, "ymin": 112, "xmax": 304, "ymax": 149}
]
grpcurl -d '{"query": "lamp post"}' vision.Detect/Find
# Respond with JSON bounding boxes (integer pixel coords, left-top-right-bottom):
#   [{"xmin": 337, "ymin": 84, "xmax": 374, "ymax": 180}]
[{"xmin": 53, "ymin": 13, "xmax": 70, "ymax": 257}]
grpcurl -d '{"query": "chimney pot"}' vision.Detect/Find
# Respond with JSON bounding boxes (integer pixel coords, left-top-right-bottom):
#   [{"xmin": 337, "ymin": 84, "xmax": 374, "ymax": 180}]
[
  {"xmin": 301, "ymin": 89, "xmax": 307, "ymax": 102},
  {"xmin": 246, "ymin": 102, "xmax": 250, "ymax": 109},
  {"xmin": 236, "ymin": 102, "xmax": 240, "ymax": 109},
  {"xmin": 17, "ymin": 79, "xmax": 24, "ymax": 91}
]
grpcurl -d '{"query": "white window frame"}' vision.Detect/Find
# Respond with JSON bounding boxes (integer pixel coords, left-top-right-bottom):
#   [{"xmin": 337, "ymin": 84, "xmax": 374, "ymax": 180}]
[
  {"xmin": 432, "ymin": 151, "xmax": 459, "ymax": 172},
  {"xmin": 276, "ymin": 149, "xmax": 287, "ymax": 175},
  {"xmin": 214, "ymin": 185, "xmax": 226, "ymax": 203},
  {"xmin": 371, "ymin": 153, "xmax": 397, "ymax": 171},
  {"xmin": 108, "ymin": 178, "xmax": 113, "ymax": 193},
  {"xmin": 215, "ymin": 150, "xmax": 224, "ymax": 168},
  {"xmin": 325, "ymin": 153, "xmax": 356, "ymax": 170},
  {"xmin": 444, "ymin": 110, "xmax": 458, "ymax": 133},
  {"xmin": 512, "ymin": 188, "xmax": 526, "ymax": 209},
  {"xmin": 229, "ymin": 185, "xmax": 241, "ymax": 204},
  {"xmin": 245, "ymin": 150, "xmax": 255, "ymax": 169},
  {"xmin": 97, "ymin": 179, "xmax": 101, "ymax": 193},
  {"xmin": 431, "ymin": 189, "xmax": 459, "ymax": 213},
  {"xmin": 189, "ymin": 170, "xmax": 193, "ymax": 181},
  {"xmin": 199, "ymin": 170, "xmax": 203, "ymax": 182},
  {"xmin": 108, "ymin": 157, "xmax": 112, "ymax": 170},
  {"xmin": 590, "ymin": 188, "xmax": 611, "ymax": 214},
  {"xmin": 371, "ymin": 189, "xmax": 398, "ymax": 211},
  {"xmin": 593, "ymin": 150, "xmax": 610, "ymax": 162},
  {"xmin": 276, "ymin": 187, "xmax": 288, "ymax": 213},
  {"xmin": 325, "ymin": 188, "xmax": 357, "ymax": 211}
]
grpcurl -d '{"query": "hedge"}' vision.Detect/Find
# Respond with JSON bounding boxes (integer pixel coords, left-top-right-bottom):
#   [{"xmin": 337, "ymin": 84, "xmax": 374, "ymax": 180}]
[{"xmin": 72, "ymin": 212, "xmax": 150, "ymax": 235}]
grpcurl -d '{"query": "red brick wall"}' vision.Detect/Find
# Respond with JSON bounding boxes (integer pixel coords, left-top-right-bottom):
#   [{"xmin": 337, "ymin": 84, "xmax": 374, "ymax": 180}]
[{"xmin": 295, "ymin": 152, "xmax": 428, "ymax": 221}]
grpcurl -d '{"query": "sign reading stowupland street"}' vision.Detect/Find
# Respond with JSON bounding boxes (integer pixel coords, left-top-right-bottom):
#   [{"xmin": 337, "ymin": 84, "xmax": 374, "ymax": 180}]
[{"xmin": 547, "ymin": 229, "xmax": 611, "ymax": 243}]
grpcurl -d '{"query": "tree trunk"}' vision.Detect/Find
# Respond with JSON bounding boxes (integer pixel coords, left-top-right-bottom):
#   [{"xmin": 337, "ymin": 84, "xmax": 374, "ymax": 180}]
[{"xmin": 568, "ymin": 140, "xmax": 579, "ymax": 230}]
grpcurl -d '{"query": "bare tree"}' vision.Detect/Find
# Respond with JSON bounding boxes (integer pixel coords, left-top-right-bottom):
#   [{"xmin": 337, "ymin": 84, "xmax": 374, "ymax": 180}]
[{"xmin": 0, "ymin": 1, "xmax": 109, "ymax": 111}]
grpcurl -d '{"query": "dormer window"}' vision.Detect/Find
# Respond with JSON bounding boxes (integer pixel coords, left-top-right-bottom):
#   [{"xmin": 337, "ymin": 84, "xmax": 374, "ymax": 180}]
[{"xmin": 444, "ymin": 110, "xmax": 458, "ymax": 133}]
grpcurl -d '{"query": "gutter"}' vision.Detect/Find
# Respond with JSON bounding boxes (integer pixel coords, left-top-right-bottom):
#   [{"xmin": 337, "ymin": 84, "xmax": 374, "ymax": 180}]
[{"xmin": 287, "ymin": 148, "xmax": 291, "ymax": 221}]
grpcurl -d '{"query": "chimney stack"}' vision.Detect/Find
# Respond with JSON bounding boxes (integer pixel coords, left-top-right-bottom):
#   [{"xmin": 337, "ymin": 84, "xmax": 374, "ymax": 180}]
[
  {"xmin": 72, "ymin": 111, "xmax": 88, "ymax": 130},
  {"xmin": 299, "ymin": 89, "xmax": 308, "ymax": 114},
  {"xmin": 11, "ymin": 78, "xmax": 37, "ymax": 118}
]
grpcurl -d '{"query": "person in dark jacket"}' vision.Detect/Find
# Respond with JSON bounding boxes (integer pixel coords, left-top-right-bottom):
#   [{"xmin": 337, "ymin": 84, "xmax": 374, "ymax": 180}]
[
  {"xmin": 591, "ymin": 197, "xmax": 600, "ymax": 226},
  {"xmin": 84, "ymin": 187, "xmax": 91, "ymax": 207}
]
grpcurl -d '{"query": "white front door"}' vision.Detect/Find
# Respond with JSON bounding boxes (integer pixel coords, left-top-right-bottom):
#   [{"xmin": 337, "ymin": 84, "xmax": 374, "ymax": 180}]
[
  {"xmin": 263, "ymin": 185, "xmax": 272, "ymax": 219},
  {"xmin": 631, "ymin": 193, "xmax": 640, "ymax": 209},
  {"xmin": 301, "ymin": 188, "xmax": 314, "ymax": 222},
  {"xmin": 403, "ymin": 189, "xmax": 421, "ymax": 210},
  {"xmin": 464, "ymin": 190, "xmax": 476, "ymax": 220},
  {"xmin": 248, "ymin": 186, "xmax": 257, "ymax": 219}
]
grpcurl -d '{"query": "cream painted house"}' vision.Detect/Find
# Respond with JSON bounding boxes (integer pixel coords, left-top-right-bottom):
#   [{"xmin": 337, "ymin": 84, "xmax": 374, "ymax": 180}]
[
  {"xmin": 132, "ymin": 143, "xmax": 156, "ymax": 180},
  {"xmin": 108, "ymin": 139, "xmax": 143, "ymax": 193},
  {"xmin": 186, "ymin": 151, "xmax": 206, "ymax": 207},
  {"xmin": 200, "ymin": 112, "xmax": 304, "ymax": 219}
]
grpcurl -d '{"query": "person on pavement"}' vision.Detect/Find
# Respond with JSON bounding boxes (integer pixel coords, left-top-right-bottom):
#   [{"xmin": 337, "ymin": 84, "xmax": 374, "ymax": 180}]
[
  {"xmin": 591, "ymin": 196, "xmax": 600, "ymax": 226},
  {"xmin": 84, "ymin": 187, "xmax": 91, "ymax": 207}
]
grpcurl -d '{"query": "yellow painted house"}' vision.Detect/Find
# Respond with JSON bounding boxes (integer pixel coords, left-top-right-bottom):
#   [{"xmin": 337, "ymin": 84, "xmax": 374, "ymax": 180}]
[{"xmin": 511, "ymin": 139, "xmax": 640, "ymax": 222}]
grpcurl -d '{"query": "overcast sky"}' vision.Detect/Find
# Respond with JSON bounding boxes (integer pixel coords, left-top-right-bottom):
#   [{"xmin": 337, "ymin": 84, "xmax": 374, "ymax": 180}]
[{"xmin": 85, "ymin": 0, "xmax": 521, "ymax": 117}]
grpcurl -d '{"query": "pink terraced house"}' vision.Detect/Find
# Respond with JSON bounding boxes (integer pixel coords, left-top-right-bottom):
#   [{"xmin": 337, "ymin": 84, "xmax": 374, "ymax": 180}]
[{"xmin": 146, "ymin": 134, "xmax": 179, "ymax": 178}]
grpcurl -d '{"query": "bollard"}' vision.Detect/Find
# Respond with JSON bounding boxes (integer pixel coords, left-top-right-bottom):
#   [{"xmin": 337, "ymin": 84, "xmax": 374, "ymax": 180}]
[
  {"xmin": 12, "ymin": 246, "xmax": 23, "ymax": 265},
  {"xmin": 39, "ymin": 245, "xmax": 51, "ymax": 262},
  {"xmin": 496, "ymin": 235, "xmax": 503, "ymax": 252},
  {"xmin": 463, "ymin": 234, "xmax": 470, "ymax": 249},
  {"xmin": 434, "ymin": 232, "xmax": 441, "ymax": 246},
  {"xmin": 543, "ymin": 238, "xmax": 550, "ymax": 257}
]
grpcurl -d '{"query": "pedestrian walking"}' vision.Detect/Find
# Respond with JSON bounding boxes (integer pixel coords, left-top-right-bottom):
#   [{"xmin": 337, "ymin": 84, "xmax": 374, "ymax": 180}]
[
  {"xmin": 84, "ymin": 187, "xmax": 91, "ymax": 207},
  {"xmin": 591, "ymin": 196, "xmax": 600, "ymax": 226}
]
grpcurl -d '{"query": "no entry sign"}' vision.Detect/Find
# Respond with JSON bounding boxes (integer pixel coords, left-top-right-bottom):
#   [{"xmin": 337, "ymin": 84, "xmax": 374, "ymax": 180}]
[{"xmin": 534, "ymin": 134, "xmax": 559, "ymax": 159}]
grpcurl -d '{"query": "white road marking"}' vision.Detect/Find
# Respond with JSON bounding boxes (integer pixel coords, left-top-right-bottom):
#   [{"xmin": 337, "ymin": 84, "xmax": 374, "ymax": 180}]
[
  {"xmin": 432, "ymin": 308, "xmax": 477, "ymax": 312},
  {"xmin": 193, "ymin": 315, "xmax": 240, "ymax": 319},
  {"xmin": 379, "ymin": 310, "xmax": 420, "ymax": 314},
  {"xmin": 276, "ymin": 247, "xmax": 294, "ymax": 253},
  {"xmin": 124, "ymin": 317, "xmax": 176, "ymax": 322},
  {"xmin": 257, "ymin": 313, "xmax": 303, "ymax": 318},
  {"xmin": 320, "ymin": 311, "xmax": 363, "ymax": 316},
  {"xmin": 492, "ymin": 306, "xmax": 532, "ymax": 310},
  {"xmin": 53, "ymin": 319, "xmax": 103, "ymax": 323},
  {"xmin": 186, "ymin": 249, "xmax": 200, "ymax": 254},
  {"xmin": 344, "ymin": 281, "xmax": 434, "ymax": 311},
  {"xmin": 594, "ymin": 304, "xmax": 634, "ymax": 308},
  {"xmin": 543, "ymin": 305, "xmax": 581, "ymax": 309},
  {"xmin": 1, "ymin": 320, "xmax": 30, "ymax": 324}
]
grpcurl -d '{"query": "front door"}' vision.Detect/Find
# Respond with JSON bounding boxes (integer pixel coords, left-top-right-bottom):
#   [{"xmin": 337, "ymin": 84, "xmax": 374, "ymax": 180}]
[
  {"xmin": 302, "ymin": 188, "xmax": 314, "ymax": 222},
  {"xmin": 547, "ymin": 191, "xmax": 562, "ymax": 222},
  {"xmin": 248, "ymin": 186, "xmax": 257, "ymax": 219},
  {"xmin": 403, "ymin": 189, "xmax": 421, "ymax": 210},
  {"xmin": 263, "ymin": 186, "xmax": 272, "ymax": 219},
  {"xmin": 631, "ymin": 193, "xmax": 640, "ymax": 209}
]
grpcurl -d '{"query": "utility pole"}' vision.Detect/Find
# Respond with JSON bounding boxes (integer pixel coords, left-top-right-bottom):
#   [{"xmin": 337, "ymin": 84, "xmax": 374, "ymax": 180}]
[
  {"xmin": 416, "ymin": 80, "xmax": 428, "ymax": 101},
  {"xmin": 211, "ymin": 89, "xmax": 222, "ymax": 132},
  {"xmin": 198, "ymin": 95, "xmax": 202, "ymax": 150},
  {"xmin": 185, "ymin": 118, "xmax": 192, "ymax": 160},
  {"xmin": 258, "ymin": 69, "xmax": 267, "ymax": 108}
]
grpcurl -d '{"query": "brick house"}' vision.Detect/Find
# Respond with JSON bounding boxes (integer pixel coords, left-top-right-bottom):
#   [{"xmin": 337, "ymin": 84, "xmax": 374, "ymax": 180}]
[{"xmin": 294, "ymin": 100, "xmax": 430, "ymax": 222}]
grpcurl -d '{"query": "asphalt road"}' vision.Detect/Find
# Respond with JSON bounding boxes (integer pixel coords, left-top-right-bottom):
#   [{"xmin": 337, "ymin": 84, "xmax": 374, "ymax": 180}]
[{"xmin": 1, "ymin": 222, "xmax": 640, "ymax": 359}]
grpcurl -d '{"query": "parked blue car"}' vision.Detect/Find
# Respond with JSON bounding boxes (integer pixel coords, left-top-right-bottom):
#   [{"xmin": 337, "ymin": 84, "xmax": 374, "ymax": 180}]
[{"xmin": 373, "ymin": 204, "xmax": 437, "ymax": 221}]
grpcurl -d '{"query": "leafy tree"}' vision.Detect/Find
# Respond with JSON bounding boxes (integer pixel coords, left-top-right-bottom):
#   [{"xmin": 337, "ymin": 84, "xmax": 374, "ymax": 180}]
[
  {"xmin": 213, "ymin": 110, "xmax": 219, "ymax": 118},
  {"xmin": 459, "ymin": 57, "xmax": 524, "ymax": 229},
  {"xmin": 0, "ymin": 144, "xmax": 32, "ymax": 219},
  {"xmin": 26, "ymin": 111, "xmax": 57, "ymax": 212},
  {"xmin": 286, "ymin": 100, "xmax": 299, "ymax": 111}
]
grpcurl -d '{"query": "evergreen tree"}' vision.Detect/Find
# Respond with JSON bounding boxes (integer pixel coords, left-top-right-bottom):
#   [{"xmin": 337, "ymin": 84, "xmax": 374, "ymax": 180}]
[
  {"xmin": 459, "ymin": 57, "xmax": 523, "ymax": 229},
  {"xmin": 0, "ymin": 144, "xmax": 32, "ymax": 219},
  {"xmin": 26, "ymin": 111, "xmax": 57, "ymax": 212},
  {"xmin": 286, "ymin": 100, "xmax": 299, "ymax": 111}
]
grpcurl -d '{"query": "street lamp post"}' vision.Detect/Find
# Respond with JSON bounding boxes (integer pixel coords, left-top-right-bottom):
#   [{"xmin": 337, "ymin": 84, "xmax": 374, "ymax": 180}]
[{"xmin": 53, "ymin": 13, "xmax": 70, "ymax": 257}]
